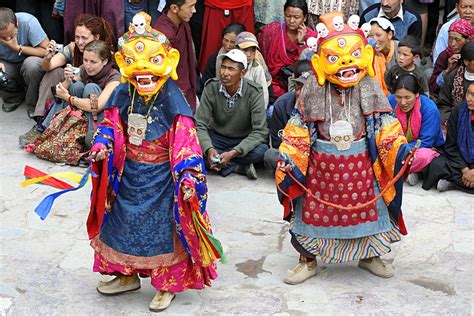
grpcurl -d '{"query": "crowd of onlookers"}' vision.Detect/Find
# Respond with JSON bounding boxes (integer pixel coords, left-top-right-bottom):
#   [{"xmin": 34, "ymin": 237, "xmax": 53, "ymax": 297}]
[{"xmin": 0, "ymin": 0, "xmax": 472, "ymax": 194}]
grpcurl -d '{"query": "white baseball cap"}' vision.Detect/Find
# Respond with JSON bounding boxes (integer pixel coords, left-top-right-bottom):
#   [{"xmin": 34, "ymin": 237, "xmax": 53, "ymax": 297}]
[
  {"xmin": 217, "ymin": 49, "xmax": 247, "ymax": 70},
  {"xmin": 369, "ymin": 17, "xmax": 395, "ymax": 33}
]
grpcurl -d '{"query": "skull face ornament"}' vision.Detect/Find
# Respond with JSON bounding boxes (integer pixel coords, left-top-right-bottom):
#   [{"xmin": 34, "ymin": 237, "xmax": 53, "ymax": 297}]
[
  {"xmin": 306, "ymin": 37, "xmax": 318, "ymax": 52},
  {"xmin": 132, "ymin": 14, "xmax": 147, "ymax": 34},
  {"xmin": 360, "ymin": 23, "xmax": 371, "ymax": 38},
  {"xmin": 128, "ymin": 113, "xmax": 148, "ymax": 146},
  {"xmin": 348, "ymin": 15, "xmax": 360, "ymax": 31},
  {"xmin": 329, "ymin": 120, "xmax": 355, "ymax": 151},
  {"xmin": 333, "ymin": 16, "xmax": 344, "ymax": 32},
  {"xmin": 316, "ymin": 23, "xmax": 329, "ymax": 38}
]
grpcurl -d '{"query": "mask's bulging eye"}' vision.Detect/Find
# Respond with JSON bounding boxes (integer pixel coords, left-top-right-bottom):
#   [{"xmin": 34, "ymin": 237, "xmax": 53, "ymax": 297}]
[
  {"xmin": 328, "ymin": 55, "xmax": 339, "ymax": 64},
  {"xmin": 125, "ymin": 57, "xmax": 134, "ymax": 65},
  {"xmin": 352, "ymin": 49, "xmax": 361, "ymax": 58},
  {"xmin": 150, "ymin": 55, "xmax": 164, "ymax": 65}
]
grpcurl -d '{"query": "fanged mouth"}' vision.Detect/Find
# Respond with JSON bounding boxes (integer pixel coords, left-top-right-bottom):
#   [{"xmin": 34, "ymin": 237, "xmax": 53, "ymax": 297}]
[
  {"xmin": 334, "ymin": 67, "xmax": 362, "ymax": 82},
  {"xmin": 133, "ymin": 74, "xmax": 160, "ymax": 90}
]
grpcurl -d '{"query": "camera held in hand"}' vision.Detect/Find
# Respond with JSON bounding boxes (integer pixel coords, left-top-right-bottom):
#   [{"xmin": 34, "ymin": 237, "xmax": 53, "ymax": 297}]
[
  {"xmin": 0, "ymin": 70, "xmax": 8, "ymax": 90},
  {"xmin": 51, "ymin": 86, "xmax": 63, "ymax": 104}
]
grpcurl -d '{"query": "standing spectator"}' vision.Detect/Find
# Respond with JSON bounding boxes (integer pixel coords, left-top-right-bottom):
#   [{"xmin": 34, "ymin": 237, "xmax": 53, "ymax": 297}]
[
  {"xmin": 385, "ymin": 36, "xmax": 429, "ymax": 95},
  {"xmin": 423, "ymin": 82, "xmax": 474, "ymax": 194},
  {"xmin": 438, "ymin": 41, "xmax": 474, "ymax": 126},
  {"xmin": 63, "ymin": 0, "xmax": 122, "ymax": 45},
  {"xmin": 430, "ymin": 19, "xmax": 472, "ymax": 97},
  {"xmin": 196, "ymin": 49, "xmax": 268, "ymax": 179},
  {"xmin": 432, "ymin": 0, "xmax": 474, "ymax": 64},
  {"xmin": 198, "ymin": 0, "xmax": 255, "ymax": 74},
  {"xmin": 258, "ymin": 0, "xmax": 317, "ymax": 98},
  {"xmin": 0, "ymin": 7, "xmax": 48, "ymax": 112},
  {"xmin": 154, "ymin": 1, "xmax": 198, "ymax": 113},
  {"xmin": 360, "ymin": 0, "xmax": 422, "ymax": 40}
]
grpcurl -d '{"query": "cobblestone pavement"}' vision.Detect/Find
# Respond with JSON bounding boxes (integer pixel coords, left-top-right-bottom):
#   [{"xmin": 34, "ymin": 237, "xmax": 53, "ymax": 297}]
[{"xmin": 1, "ymin": 105, "xmax": 472, "ymax": 315}]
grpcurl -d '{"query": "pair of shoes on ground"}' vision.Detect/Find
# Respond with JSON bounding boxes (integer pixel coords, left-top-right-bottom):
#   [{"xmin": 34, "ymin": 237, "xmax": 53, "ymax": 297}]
[
  {"xmin": 437, "ymin": 179, "xmax": 454, "ymax": 192},
  {"xmin": 235, "ymin": 163, "xmax": 258, "ymax": 179},
  {"xmin": 284, "ymin": 256, "xmax": 394, "ymax": 285},
  {"xmin": 96, "ymin": 275, "xmax": 175, "ymax": 312}
]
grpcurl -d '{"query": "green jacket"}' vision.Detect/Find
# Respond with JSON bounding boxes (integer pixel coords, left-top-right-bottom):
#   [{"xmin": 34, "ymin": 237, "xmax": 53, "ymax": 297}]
[{"xmin": 196, "ymin": 78, "xmax": 268, "ymax": 156}]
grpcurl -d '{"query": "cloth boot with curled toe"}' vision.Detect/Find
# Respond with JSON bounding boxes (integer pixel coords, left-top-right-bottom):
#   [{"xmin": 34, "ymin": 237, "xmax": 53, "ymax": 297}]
[
  {"xmin": 96, "ymin": 274, "xmax": 141, "ymax": 295},
  {"xmin": 149, "ymin": 291, "xmax": 176, "ymax": 312},
  {"xmin": 358, "ymin": 256, "xmax": 394, "ymax": 278},
  {"xmin": 284, "ymin": 256, "xmax": 317, "ymax": 285}
]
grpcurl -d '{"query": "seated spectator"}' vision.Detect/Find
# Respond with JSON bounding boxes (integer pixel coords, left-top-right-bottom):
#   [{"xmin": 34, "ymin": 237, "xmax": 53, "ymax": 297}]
[
  {"xmin": 386, "ymin": 36, "xmax": 429, "ymax": 95},
  {"xmin": 257, "ymin": 0, "xmax": 317, "ymax": 98},
  {"xmin": 264, "ymin": 59, "xmax": 312, "ymax": 170},
  {"xmin": 19, "ymin": 14, "xmax": 115, "ymax": 147},
  {"xmin": 360, "ymin": 0, "xmax": 422, "ymax": 40},
  {"xmin": 429, "ymin": 19, "xmax": 472, "ymax": 97},
  {"xmin": 154, "ymin": 2, "xmax": 197, "ymax": 112},
  {"xmin": 370, "ymin": 17, "xmax": 398, "ymax": 96},
  {"xmin": 422, "ymin": 81, "xmax": 474, "ymax": 194},
  {"xmin": 39, "ymin": 40, "xmax": 120, "ymax": 149},
  {"xmin": 388, "ymin": 74, "xmax": 445, "ymax": 186},
  {"xmin": 201, "ymin": 22, "xmax": 246, "ymax": 86},
  {"xmin": 438, "ymin": 41, "xmax": 474, "ymax": 126},
  {"xmin": 236, "ymin": 31, "xmax": 269, "ymax": 107},
  {"xmin": 432, "ymin": 0, "xmax": 474, "ymax": 64},
  {"xmin": 196, "ymin": 49, "xmax": 269, "ymax": 179},
  {"xmin": 0, "ymin": 7, "xmax": 48, "ymax": 112}
]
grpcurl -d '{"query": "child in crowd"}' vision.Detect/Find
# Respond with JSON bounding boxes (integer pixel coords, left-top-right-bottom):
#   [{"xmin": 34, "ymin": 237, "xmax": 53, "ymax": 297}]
[
  {"xmin": 385, "ymin": 36, "xmax": 429, "ymax": 96},
  {"xmin": 236, "ymin": 31, "xmax": 270, "ymax": 107}
]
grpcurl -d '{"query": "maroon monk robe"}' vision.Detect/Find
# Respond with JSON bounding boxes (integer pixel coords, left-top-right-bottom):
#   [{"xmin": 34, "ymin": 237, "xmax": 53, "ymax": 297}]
[{"xmin": 154, "ymin": 13, "xmax": 197, "ymax": 113}]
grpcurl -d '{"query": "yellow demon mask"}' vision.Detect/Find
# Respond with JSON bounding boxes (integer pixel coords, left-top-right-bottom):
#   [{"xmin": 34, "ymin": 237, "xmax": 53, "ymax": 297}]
[
  {"xmin": 115, "ymin": 12, "xmax": 180, "ymax": 98},
  {"xmin": 311, "ymin": 13, "xmax": 375, "ymax": 88}
]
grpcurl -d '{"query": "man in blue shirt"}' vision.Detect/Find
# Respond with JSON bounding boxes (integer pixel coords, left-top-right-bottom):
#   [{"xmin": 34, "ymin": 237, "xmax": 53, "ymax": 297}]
[
  {"xmin": 0, "ymin": 7, "xmax": 48, "ymax": 112},
  {"xmin": 360, "ymin": 0, "xmax": 422, "ymax": 40}
]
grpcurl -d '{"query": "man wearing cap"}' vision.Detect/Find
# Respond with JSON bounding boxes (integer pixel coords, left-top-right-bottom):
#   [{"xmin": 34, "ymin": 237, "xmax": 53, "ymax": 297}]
[
  {"xmin": 236, "ymin": 31, "xmax": 269, "ymax": 107},
  {"xmin": 196, "ymin": 48, "xmax": 269, "ymax": 179},
  {"xmin": 360, "ymin": 0, "xmax": 422, "ymax": 40}
]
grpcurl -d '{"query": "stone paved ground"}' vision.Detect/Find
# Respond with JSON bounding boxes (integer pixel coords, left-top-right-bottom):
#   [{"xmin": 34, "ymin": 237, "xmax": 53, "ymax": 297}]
[{"xmin": 1, "ymin": 106, "xmax": 473, "ymax": 315}]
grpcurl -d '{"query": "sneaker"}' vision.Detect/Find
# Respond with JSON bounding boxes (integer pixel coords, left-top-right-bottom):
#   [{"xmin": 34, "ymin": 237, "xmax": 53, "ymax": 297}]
[
  {"xmin": 358, "ymin": 257, "xmax": 394, "ymax": 278},
  {"xmin": 149, "ymin": 291, "xmax": 176, "ymax": 312},
  {"xmin": 19, "ymin": 125, "xmax": 42, "ymax": 148},
  {"xmin": 284, "ymin": 259, "xmax": 317, "ymax": 285},
  {"xmin": 407, "ymin": 173, "xmax": 420, "ymax": 186},
  {"xmin": 437, "ymin": 179, "xmax": 454, "ymax": 192},
  {"xmin": 235, "ymin": 163, "xmax": 258, "ymax": 179},
  {"xmin": 96, "ymin": 275, "xmax": 140, "ymax": 296}
]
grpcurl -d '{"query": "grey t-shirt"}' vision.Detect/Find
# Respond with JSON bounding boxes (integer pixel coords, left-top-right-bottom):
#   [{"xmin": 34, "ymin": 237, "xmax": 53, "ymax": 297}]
[{"xmin": 0, "ymin": 12, "xmax": 47, "ymax": 63}]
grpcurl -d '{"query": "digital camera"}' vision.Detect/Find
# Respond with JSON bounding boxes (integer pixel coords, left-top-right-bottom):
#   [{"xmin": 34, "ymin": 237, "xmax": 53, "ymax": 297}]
[{"xmin": 0, "ymin": 70, "xmax": 8, "ymax": 89}]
